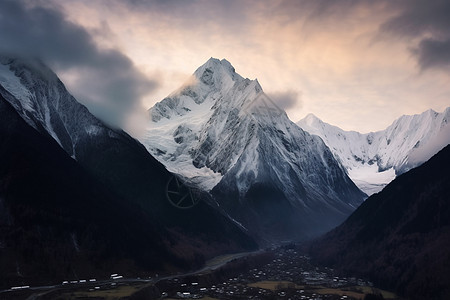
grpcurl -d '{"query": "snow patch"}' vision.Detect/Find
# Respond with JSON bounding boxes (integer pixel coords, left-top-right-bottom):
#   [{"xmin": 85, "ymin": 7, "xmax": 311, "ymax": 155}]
[
  {"xmin": 0, "ymin": 63, "xmax": 34, "ymax": 112},
  {"xmin": 86, "ymin": 125, "xmax": 102, "ymax": 136}
]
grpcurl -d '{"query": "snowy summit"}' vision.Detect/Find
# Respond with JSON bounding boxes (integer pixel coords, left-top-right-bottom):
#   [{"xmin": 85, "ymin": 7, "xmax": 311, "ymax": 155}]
[
  {"xmin": 142, "ymin": 57, "xmax": 365, "ymax": 241},
  {"xmin": 297, "ymin": 109, "xmax": 450, "ymax": 195}
]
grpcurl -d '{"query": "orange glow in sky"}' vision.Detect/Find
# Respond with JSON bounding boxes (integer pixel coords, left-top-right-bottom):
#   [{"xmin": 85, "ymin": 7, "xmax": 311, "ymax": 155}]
[{"xmin": 53, "ymin": 0, "xmax": 450, "ymax": 132}]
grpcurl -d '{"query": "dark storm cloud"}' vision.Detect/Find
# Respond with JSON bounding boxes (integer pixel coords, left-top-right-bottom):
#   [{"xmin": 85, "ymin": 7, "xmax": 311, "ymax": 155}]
[
  {"xmin": 380, "ymin": 0, "xmax": 450, "ymax": 71},
  {"xmin": 268, "ymin": 90, "xmax": 302, "ymax": 110},
  {"xmin": 413, "ymin": 39, "xmax": 450, "ymax": 70},
  {"xmin": 0, "ymin": 0, "xmax": 159, "ymax": 128}
]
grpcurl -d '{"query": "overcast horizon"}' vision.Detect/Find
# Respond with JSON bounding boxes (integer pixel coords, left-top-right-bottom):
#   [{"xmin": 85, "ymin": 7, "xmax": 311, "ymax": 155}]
[{"xmin": 1, "ymin": 0, "xmax": 449, "ymax": 133}]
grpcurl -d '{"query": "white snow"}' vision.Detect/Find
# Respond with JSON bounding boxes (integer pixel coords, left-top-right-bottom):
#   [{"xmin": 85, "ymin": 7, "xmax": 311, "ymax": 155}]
[
  {"xmin": 0, "ymin": 61, "xmax": 68, "ymax": 148},
  {"xmin": 143, "ymin": 94, "xmax": 222, "ymax": 190},
  {"xmin": 141, "ymin": 57, "xmax": 364, "ymax": 216},
  {"xmin": 141, "ymin": 58, "xmax": 252, "ymax": 190},
  {"xmin": 86, "ymin": 125, "xmax": 103, "ymax": 136},
  {"xmin": 0, "ymin": 63, "xmax": 34, "ymax": 112},
  {"xmin": 0, "ymin": 56, "xmax": 121, "ymax": 162},
  {"xmin": 41, "ymin": 94, "xmax": 63, "ymax": 146},
  {"xmin": 297, "ymin": 108, "xmax": 450, "ymax": 195},
  {"xmin": 348, "ymin": 166, "xmax": 396, "ymax": 195},
  {"xmin": 141, "ymin": 58, "xmax": 266, "ymax": 192}
]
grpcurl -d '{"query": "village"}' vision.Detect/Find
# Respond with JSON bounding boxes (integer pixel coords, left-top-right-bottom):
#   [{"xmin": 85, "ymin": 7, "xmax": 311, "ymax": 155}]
[
  {"xmin": 1, "ymin": 246, "xmax": 398, "ymax": 300},
  {"xmin": 153, "ymin": 246, "xmax": 395, "ymax": 300}
]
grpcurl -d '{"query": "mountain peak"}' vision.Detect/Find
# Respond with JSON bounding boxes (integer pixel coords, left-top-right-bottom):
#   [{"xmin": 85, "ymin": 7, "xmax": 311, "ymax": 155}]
[
  {"xmin": 197, "ymin": 57, "xmax": 236, "ymax": 74},
  {"xmin": 305, "ymin": 113, "xmax": 320, "ymax": 121},
  {"xmin": 193, "ymin": 57, "xmax": 242, "ymax": 87},
  {"xmin": 297, "ymin": 107, "xmax": 450, "ymax": 195},
  {"xmin": 0, "ymin": 55, "xmax": 59, "ymax": 90},
  {"xmin": 299, "ymin": 113, "xmax": 323, "ymax": 127},
  {"xmin": 202, "ymin": 57, "xmax": 221, "ymax": 67},
  {"xmin": 202, "ymin": 57, "xmax": 234, "ymax": 69},
  {"xmin": 144, "ymin": 55, "xmax": 366, "ymax": 242}
]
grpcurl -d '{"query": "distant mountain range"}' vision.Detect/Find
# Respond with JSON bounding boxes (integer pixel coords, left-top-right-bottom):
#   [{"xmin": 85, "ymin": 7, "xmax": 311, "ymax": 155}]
[
  {"xmin": 297, "ymin": 109, "xmax": 450, "ymax": 195},
  {"xmin": 309, "ymin": 144, "xmax": 450, "ymax": 300},
  {"xmin": 0, "ymin": 56, "xmax": 256, "ymax": 287},
  {"xmin": 143, "ymin": 58, "xmax": 365, "ymax": 242}
]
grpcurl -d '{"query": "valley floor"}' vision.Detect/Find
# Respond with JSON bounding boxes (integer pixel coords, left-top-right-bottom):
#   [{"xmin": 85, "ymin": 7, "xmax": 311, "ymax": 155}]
[{"xmin": 1, "ymin": 246, "xmax": 400, "ymax": 300}]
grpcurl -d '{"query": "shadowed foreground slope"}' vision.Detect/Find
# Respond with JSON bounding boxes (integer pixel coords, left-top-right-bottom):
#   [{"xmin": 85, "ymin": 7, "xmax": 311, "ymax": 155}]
[
  {"xmin": 0, "ymin": 58, "xmax": 257, "ymax": 288},
  {"xmin": 310, "ymin": 144, "xmax": 450, "ymax": 299}
]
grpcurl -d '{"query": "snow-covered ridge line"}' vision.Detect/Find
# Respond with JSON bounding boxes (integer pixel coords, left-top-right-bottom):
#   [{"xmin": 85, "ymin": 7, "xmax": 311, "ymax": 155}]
[
  {"xmin": 297, "ymin": 108, "xmax": 450, "ymax": 195},
  {"xmin": 142, "ymin": 57, "xmax": 365, "ymax": 241},
  {"xmin": 144, "ymin": 58, "xmax": 259, "ymax": 190},
  {"xmin": 0, "ymin": 56, "xmax": 126, "ymax": 161}
]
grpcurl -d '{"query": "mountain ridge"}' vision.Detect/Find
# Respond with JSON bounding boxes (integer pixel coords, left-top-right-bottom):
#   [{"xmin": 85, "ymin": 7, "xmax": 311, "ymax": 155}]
[
  {"xmin": 297, "ymin": 108, "xmax": 450, "ymax": 194},
  {"xmin": 143, "ymin": 58, "xmax": 366, "ymax": 242},
  {"xmin": 0, "ymin": 55, "xmax": 258, "ymax": 286}
]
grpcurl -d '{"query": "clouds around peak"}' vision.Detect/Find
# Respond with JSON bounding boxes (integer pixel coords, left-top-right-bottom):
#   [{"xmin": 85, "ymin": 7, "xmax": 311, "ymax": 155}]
[
  {"xmin": 1, "ymin": 0, "xmax": 448, "ymax": 133},
  {"xmin": 267, "ymin": 90, "xmax": 302, "ymax": 111},
  {"xmin": 380, "ymin": 0, "xmax": 450, "ymax": 71},
  {"xmin": 0, "ymin": 0, "xmax": 159, "ymax": 129}
]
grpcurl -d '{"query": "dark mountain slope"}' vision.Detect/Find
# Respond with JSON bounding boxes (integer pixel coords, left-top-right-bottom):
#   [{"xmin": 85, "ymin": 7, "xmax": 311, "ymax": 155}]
[
  {"xmin": 0, "ymin": 57, "xmax": 257, "ymax": 287},
  {"xmin": 310, "ymin": 144, "xmax": 450, "ymax": 299},
  {"xmin": 0, "ymin": 56, "xmax": 257, "ymax": 255},
  {"xmin": 0, "ymin": 93, "xmax": 179, "ymax": 287}
]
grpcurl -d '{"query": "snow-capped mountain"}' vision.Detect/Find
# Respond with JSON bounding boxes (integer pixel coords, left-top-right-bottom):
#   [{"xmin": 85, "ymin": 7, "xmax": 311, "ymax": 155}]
[
  {"xmin": 0, "ymin": 55, "xmax": 257, "ymax": 281},
  {"xmin": 297, "ymin": 109, "xmax": 450, "ymax": 195},
  {"xmin": 0, "ymin": 55, "xmax": 112, "ymax": 159},
  {"xmin": 143, "ymin": 58, "xmax": 365, "ymax": 241}
]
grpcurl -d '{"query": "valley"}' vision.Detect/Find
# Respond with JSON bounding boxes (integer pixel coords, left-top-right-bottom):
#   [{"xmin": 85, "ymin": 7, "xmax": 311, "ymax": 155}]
[{"xmin": 1, "ymin": 246, "xmax": 398, "ymax": 300}]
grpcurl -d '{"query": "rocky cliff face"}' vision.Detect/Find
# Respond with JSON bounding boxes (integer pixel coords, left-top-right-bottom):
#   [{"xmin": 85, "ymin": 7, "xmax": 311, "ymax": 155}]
[{"xmin": 144, "ymin": 58, "xmax": 366, "ymax": 242}]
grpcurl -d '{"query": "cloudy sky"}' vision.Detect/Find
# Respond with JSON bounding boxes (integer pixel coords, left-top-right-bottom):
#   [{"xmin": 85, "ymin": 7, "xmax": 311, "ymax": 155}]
[{"xmin": 1, "ymin": 0, "xmax": 449, "ymax": 133}]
